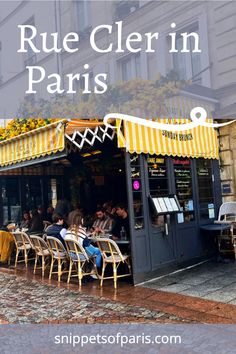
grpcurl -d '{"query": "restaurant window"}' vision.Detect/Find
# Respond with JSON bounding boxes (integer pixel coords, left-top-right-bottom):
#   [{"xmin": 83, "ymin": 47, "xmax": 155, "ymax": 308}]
[
  {"xmin": 130, "ymin": 153, "xmax": 144, "ymax": 230},
  {"xmin": 147, "ymin": 155, "xmax": 168, "ymax": 228},
  {"xmin": 173, "ymin": 158, "xmax": 195, "ymax": 223},
  {"xmin": 119, "ymin": 53, "xmax": 141, "ymax": 81},
  {"xmin": 25, "ymin": 178, "xmax": 43, "ymax": 210},
  {"xmin": 196, "ymin": 159, "xmax": 215, "ymax": 219},
  {"xmin": 171, "ymin": 23, "xmax": 201, "ymax": 83},
  {"xmin": 1, "ymin": 179, "xmax": 21, "ymax": 224}
]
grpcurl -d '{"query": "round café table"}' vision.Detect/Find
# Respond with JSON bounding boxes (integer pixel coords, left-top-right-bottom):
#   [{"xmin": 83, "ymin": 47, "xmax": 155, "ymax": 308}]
[{"xmin": 200, "ymin": 223, "xmax": 231, "ymax": 262}]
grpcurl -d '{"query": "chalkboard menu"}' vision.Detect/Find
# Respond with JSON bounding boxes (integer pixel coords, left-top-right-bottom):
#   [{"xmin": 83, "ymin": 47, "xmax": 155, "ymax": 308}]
[
  {"xmin": 173, "ymin": 158, "xmax": 195, "ymax": 223},
  {"xmin": 148, "ymin": 156, "xmax": 168, "ymax": 196}
]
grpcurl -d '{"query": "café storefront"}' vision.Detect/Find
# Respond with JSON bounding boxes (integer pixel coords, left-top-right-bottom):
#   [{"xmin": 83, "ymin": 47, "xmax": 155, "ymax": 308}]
[{"xmin": 0, "ymin": 97, "xmax": 221, "ymax": 284}]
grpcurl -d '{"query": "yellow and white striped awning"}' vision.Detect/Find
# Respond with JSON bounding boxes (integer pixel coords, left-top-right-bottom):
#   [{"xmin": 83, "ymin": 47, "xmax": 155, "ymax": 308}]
[
  {"xmin": 116, "ymin": 96, "xmax": 219, "ymax": 159},
  {"xmin": 0, "ymin": 120, "xmax": 66, "ymax": 167},
  {"xmin": 116, "ymin": 118, "xmax": 218, "ymax": 159},
  {"xmin": 0, "ymin": 118, "xmax": 115, "ymax": 168}
]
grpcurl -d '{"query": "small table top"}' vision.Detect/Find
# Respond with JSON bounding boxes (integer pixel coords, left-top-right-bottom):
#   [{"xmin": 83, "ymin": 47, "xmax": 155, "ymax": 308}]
[
  {"xmin": 200, "ymin": 223, "xmax": 231, "ymax": 232},
  {"xmin": 115, "ymin": 239, "xmax": 130, "ymax": 245},
  {"xmin": 88, "ymin": 236, "xmax": 130, "ymax": 245}
]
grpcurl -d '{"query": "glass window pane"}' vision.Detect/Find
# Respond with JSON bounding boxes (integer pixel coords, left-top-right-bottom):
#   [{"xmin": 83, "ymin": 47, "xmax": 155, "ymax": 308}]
[
  {"xmin": 173, "ymin": 158, "xmax": 195, "ymax": 223},
  {"xmin": 147, "ymin": 155, "xmax": 168, "ymax": 228},
  {"xmin": 196, "ymin": 159, "xmax": 215, "ymax": 219}
]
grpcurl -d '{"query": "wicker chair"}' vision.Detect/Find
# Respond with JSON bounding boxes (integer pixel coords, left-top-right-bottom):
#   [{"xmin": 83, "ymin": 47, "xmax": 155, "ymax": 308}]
[
  {"xmin": 30, "ymin": 235, "xmax": 51, "ymax": 276},
  {"xmin": 217, "ymin": 202, "xmax": 236, "ymax": 259},
  {"xmin": 96, "ymin": 238, "xmax": 131, "ymax": 289},
  {"xmin": 12, "ymin": 231, "xmax": 34, "ymax": 268},
  {"xmin": 65, "ymin": 238, "xmax": 98, "ymax": 286},
  {"xmin": 43, "ymin": 221, "xmax": 51, "ymax": 232},
  {"xmin": 47, "ymin": 236, "xmax": 68, "ymax": 282}
]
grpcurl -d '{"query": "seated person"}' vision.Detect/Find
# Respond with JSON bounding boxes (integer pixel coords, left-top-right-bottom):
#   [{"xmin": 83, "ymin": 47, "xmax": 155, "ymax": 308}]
[
  {"xmin": 45, "ymin": 206, "xmax": 54, "ymax": 223},
  {"xmin": 28, "ymin": 209, "xmax": 44, "ymax": 234},
  {"xmin": 103, "ymin": 201, "xmax": 116, "ymax": 219},
  {"xmin": 68, "ymin": 203, "xmax": 83, "ymax": 227},
  {"xmin": 46, "ymin": 213, "xmax": 67, "ymax": 248},
  {"xmin": 92, "ymin": 207, "xmax": 113, "ymax": 235},
  {"xmin": 111, "ymin": 203, "xmax": 130, "ymax": 240},
  {"xmin": 20, "ymin": 211, "xmax": 31, "ymax": 230},
  {"xmin": 65, "ymin": 214, "xmax": 102, "ymax": 268}
]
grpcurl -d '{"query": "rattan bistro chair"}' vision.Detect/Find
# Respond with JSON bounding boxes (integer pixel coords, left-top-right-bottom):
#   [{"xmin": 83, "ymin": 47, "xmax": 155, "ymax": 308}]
[
  {"xmin": 217, "ymin": 202, "xmax": 236, "ymax": 259},
  {"xmin": 47, "ymin": 236, "xmax": 68, "ymax": 282},
  {"xmin": 12, "ymin": 231, "xmax": 34, "ymax": 268},
  {"xmin": 96, "ymin": 238, "xmax": 131, "ymax": 289},
  {"xmin": 65, "ymin": 238, "xmax": 98, "ymax": 286},
  {"xmin": 30, "ymin": 235, "xmax": 51, "ymax": 277},
  {"xmin": 43, "ymin": 221, "xmax": 51, "ymax": 232}
]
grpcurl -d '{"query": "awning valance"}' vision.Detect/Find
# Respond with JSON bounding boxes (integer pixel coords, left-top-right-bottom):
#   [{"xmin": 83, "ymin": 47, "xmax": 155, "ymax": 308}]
[
  {"xmin": 116, "ymin": 118, "xmax": 219, "ymax": 159},
  {"xmin": 0, "ymin": 120, "xmax": 66, "ymax": 167},
  {"xmin": 116, "ymin": 94, "xmax": 219, "ymax": 159},
  {"xmin": 0, "ymin": 119, "xmax": 115, "ymax": 168}
]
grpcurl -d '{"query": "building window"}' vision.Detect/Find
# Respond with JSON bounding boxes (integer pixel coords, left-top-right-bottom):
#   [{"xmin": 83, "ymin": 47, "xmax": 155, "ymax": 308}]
[
  {"xmin": 171, "ymin": 23, "xmax": 201, "ymax": 83},
  {"xmin": 75, "ymin": 0, "xmax": 91, "ymax": 34},
  {"xmin": 0, "ymin": 42, "xmax": 2, "ymax": 85},
  {"xmin": 114, "ymin": 1, "xmax": 139, "ymax": 21},
  {"xmin": 23, "ymin": 18, "xmax": 37, "ymax": 67},
  {"xmin": 119, "ymin": 53, "xmax": 141, "ymax": 81}
]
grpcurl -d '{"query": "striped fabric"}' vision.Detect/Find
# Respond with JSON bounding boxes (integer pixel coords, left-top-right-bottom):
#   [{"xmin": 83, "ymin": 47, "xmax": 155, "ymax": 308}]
[
  {"xmin": 0, "ymin": 120, "xmax": 66, "ymax": 167},
  {"xmin": 117, "ymin": 118, "xmax": 218, "ymax": 159},
  {"xmin": 116, "ymin": 97, "xmax": 219, "ymax": 159}
]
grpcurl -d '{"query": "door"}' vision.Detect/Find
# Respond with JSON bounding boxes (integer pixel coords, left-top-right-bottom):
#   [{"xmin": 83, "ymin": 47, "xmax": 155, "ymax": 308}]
[
  {"xmin": 171, "ymin": 158, "xmax": 200, "ymax": 262},
  {"xmin": 145, "ymin": 155, "xmax": 177, "ymax": 269}
]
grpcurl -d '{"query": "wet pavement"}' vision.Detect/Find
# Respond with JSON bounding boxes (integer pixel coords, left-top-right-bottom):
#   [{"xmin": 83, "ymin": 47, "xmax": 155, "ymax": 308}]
[
  {"xmin": 1, "ymin": 260, "xmax": 236, "ymax": 324},
  {"xmin": 142, "ymin": 260, "xmax": 236, "ymax": 304}
]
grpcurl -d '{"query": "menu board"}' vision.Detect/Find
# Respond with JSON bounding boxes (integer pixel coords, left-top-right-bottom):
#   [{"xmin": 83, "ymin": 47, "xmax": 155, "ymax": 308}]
[
  {"xmin": 174, "ymin": 166, "xmax": 193, "ymax": 209},
  {"xmin": 169, "ymin": 197, "xmax": 180, "ymax": 212},
  {"xmin": 153, "ymin": 198, "xmax": 162, "ymax": 213},
  {"xmin": 151, "ymin": 195, "xmax": 181, "ymax": 214},
  {"xmin": 149, "ymin": 167, "xmax": 167, "ymax": 178},
  {"xmin": 197, "ymin": 168, "xmax": 210, "ymax": 177}
]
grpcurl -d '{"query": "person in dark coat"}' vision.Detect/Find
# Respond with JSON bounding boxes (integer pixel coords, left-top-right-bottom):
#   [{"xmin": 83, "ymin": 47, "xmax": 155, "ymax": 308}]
[
  {"xmin": 46, "ymin": 213, "xmax": 67, "ymax": 248},
  {"xmin": 28, "ymin": 210, "xmax": 44, "ymax": 234}
]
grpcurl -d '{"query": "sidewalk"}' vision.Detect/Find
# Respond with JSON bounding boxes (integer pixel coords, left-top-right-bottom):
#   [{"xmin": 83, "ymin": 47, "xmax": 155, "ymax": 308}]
[{"xmin": 0, "ymin": 262, "xmax": 236, "ymax": 324}]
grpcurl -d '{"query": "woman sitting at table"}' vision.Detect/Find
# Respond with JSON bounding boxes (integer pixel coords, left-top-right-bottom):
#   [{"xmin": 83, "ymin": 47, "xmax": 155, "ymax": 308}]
[
  {"xmin": 19, "ymin": 211, "xmax": 31, "ymax": 230},
  {"xmin": 64, "ymin": 215, "xmax": 102, "ymax": 268},
  {"xmin": 28, "ymin": 209, "xmax": 44, "ymax": 234}
]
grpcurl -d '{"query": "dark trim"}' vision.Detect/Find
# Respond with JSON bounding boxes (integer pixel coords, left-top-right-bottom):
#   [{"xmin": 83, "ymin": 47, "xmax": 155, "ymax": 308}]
[{"xmin": 0, "ymin": 151, "xmax": 67, "ymax": 172}]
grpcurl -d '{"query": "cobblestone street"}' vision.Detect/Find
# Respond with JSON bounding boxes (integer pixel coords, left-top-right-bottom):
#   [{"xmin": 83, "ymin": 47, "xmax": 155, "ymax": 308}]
[{"xmin": 1, "ymin": 262, "xmax": 236, "ymax": 324}]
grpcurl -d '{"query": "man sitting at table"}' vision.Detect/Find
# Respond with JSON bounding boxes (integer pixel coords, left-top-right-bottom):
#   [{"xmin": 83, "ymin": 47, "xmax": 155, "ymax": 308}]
[
  {"xmin": 92, "ymin": 207, "xmax": 113, "ymax": 235},
  {"xmin": 111, "ymin": 204, "xmax": 130, "ymax": 240},
  {"xmin": 46, "ymin": 213, "xmax": 67, "ymax": 247}
]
